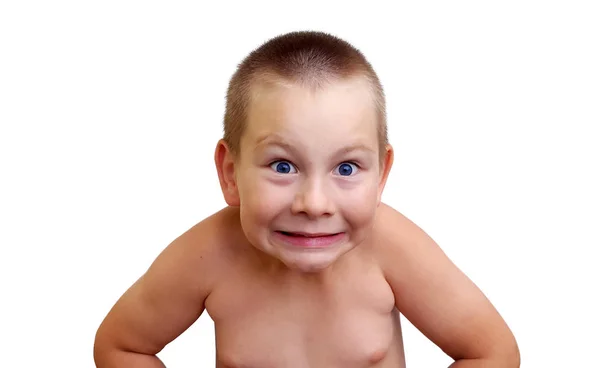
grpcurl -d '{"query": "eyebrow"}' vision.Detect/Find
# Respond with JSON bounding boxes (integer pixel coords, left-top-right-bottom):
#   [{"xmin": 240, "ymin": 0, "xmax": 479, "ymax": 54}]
[
  {"xmin": 254, "ymin": 133, "xmax": 375, "ymax": 157},
  {"xmin": 332, "ymin": 143, "xmax": 375, "ymax": 157},
  {"xmin": 254, "ymin": 133, "xmax": 298, "ymax": 154}
]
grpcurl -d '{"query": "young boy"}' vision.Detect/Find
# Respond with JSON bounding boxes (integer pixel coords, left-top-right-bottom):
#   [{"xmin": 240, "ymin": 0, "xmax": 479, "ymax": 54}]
[{"xmin": 94, "ymin": 31, "xmax": 519, "ymax": 367}]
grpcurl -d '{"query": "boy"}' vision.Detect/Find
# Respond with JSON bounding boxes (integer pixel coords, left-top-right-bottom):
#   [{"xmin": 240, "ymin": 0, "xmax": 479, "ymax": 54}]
[{"xmin": 94, "ymin": 31, "xmax": 519, "ymax": 367}]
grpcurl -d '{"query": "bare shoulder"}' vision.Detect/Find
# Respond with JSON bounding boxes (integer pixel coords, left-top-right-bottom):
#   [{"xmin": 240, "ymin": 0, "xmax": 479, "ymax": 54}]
[
  {"xmin": 141, "ymin": 205, "xmax": 241, "ymax": 292},
  {"xmin": 94, "ymin": 206, "xmax": 242, "ymax": 360},
  {"xmin": 164, "ymin": 205, "xmax": 243, "ymax": 271},
  {"xmin": 371, "ymin": 202, "xmax": 420, "ymax": 246},
  {"xmin": 370, "ymin": 202, "xmax": 470, "ymax": 277},
  {"xmin": 369, "ymin": 203, "xmax": 519, "ymax": 364},
  {"xmin": 369, "ymin": 202, "xmax": 428, "ymax": 262}
]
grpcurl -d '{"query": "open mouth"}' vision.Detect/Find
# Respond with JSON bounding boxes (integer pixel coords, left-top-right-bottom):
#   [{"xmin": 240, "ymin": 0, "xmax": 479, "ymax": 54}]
[
  {"xmin": 274, "ymin": 231, "xmax": 345, "ymax": 247},
  {"xmin": 277, "ymin": 231, "xmax": 339, "ymax": 237}
]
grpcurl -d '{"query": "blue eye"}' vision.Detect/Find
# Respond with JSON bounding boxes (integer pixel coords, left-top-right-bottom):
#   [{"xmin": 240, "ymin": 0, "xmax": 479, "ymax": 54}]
[
  {"xmin": 336, "ymin": 162, "xmax": 358, "ymax": 176},
  {"xmin": 270, "ymin": 161, "xmax": 297, "ymax": 174}
]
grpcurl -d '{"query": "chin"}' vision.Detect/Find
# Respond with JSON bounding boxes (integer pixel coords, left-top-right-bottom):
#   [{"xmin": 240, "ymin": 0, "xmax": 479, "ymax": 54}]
[{"xmin": 281, "ymin": 254, "xmax": 339, "ymax": 273}]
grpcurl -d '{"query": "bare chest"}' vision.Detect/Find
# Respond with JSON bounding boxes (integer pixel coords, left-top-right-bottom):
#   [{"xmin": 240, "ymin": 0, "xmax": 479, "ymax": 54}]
[{"xmin": 206, "ymin": 266, "xmax": 404, "ymax": 368}]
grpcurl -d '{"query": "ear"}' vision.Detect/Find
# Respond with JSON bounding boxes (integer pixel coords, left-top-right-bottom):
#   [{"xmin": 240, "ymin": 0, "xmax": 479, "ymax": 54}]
[
  {"xmin": 214, "ymin": 139, "xmax": 240, "ymax": 206},
  {"xmin": 377, "ymin": 144, "xmax": 394, "ymax": 205}
]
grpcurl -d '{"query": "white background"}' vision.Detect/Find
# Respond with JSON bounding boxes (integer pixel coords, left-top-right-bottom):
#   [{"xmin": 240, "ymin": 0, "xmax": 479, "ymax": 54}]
[{"xmin": 1, "ymin": 1, "xmax": 599, "ymax": 367}]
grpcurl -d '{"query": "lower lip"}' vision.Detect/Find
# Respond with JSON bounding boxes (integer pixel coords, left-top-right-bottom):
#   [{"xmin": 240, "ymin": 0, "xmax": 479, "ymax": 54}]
[{"xmin": 274, "ymin": 232, "xmax": 345, "ymax": 248}]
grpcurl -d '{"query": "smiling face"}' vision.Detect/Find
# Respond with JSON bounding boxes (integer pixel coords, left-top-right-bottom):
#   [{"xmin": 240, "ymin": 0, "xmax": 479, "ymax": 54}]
[{"xmin": 216, "ymin": 76, "xmax": 393, "ymax": 273}]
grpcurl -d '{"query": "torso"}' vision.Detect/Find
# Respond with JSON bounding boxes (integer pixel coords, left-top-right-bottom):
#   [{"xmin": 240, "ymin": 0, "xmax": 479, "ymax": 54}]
[{"xmin": 204, "ymin": 231, "xmax": 406, "ymax": 368}]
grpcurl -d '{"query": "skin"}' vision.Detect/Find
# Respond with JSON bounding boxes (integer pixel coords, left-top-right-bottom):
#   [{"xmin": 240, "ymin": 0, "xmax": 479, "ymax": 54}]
[{"xmin": 94, "ymin": 77, "xmax": 520, "ymax": 367}]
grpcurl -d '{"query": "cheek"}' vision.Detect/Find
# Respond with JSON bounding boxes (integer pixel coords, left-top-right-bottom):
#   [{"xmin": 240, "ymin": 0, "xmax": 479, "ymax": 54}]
[
  {"xmin": 338, "ymin": 179, "xmax": 380, "ymax": 224},
  {"xmin": 238, "ymin": 171, "xmax": 290, "ymax": 221}
]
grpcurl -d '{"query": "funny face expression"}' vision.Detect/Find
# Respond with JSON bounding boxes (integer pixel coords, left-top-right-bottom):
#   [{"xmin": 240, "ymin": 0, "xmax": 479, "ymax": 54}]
[{"xmin": 216, "ymin": 77, "xmax": 393, "ymax": 273}]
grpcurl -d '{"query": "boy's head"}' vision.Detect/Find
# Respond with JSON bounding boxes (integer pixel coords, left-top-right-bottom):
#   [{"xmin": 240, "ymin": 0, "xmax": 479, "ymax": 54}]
[{"xmin": 215, "ymin": 31, "xmax": 393, "ymax": 272}]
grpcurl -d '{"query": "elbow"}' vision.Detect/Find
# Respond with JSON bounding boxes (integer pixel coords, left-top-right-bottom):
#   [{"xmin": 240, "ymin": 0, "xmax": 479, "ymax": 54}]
[
  {"xmin": 505, "ymin": 340, "xmax": 521, "ymax": 367},
  {"xmin": 501, "ymin": 330, "xmax": 520, "ymax": 367},
  {"xmin": 94, "ymin": 323, "xmax": 120, "ymax": 367},
  {"xmin": 483, "ymin": 321, "xmax": 520, "ymax": 367},
  {"xmin": 459, "ymin": 334, "xmax": 521, "ymax": 367},
  {"xmin": 93, "ymin": 324, "xmax": 164, "ymax": 367},
  {"xmin": 93, "ymin": 327, "xmax": 110, "ymax": 366},
  {"xmin": 489, "ymin": 336, "xmax": 521, "ymax": 367}
]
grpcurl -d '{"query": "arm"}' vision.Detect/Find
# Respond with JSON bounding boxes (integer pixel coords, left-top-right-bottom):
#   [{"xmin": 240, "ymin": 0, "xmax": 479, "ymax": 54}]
[
  {"xmin": 375, "ymin": 204, "xmax": 520, "ymax": 367},
  {"xmin": 94, "ymin": 219, "xmax": 218, "ymax": 367}
]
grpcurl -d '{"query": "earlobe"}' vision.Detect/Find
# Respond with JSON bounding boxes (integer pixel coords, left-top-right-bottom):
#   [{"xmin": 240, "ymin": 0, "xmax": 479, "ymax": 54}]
[
  {"xmin": 377, "ymin": 144, "xmax": 394, "ymax": 205},
  {"xmin": 214, "ymin": 139, "xmax": 240, "ymax": 206}
]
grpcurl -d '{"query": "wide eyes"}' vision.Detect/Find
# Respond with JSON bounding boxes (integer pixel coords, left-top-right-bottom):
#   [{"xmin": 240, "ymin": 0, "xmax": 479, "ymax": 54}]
[
  {"xmin": 335, "ymin": 162, "xmax": 358, "ymax": 176},
  {"xmin": 270, "ymin": 161, "xmax": 298, "ymax": 174},
  {"xmin": 269, "ymin": 160, "xmax": 358, "ymax": 176}
]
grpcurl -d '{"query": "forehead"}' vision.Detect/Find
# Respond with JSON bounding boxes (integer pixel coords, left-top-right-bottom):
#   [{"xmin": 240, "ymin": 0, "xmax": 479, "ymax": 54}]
[{"xmin": 243, "ymin": 77, "xmax": 378, "ymax": 148}]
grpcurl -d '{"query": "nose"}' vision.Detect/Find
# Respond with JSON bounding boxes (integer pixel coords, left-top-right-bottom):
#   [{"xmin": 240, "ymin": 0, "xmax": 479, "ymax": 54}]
[{"xmin": 291, "ymin": 178, "xmax": 335, "ymax": 219}]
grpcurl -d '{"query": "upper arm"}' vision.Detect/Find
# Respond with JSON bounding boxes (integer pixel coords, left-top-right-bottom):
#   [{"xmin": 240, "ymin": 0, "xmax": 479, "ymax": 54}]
[
  {"xmin": 95, "ymin": 218, "xmax": 218, "ymax": 356},
  {"xmin": 375, "ymin": 204, "xmax": 519, "ymax": 363}
]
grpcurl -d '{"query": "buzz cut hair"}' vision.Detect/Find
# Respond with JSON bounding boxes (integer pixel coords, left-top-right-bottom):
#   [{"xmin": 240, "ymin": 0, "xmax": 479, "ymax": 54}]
[{"xmin": 223, "ymin": 30, "xmax": 387, "ymax": 157}]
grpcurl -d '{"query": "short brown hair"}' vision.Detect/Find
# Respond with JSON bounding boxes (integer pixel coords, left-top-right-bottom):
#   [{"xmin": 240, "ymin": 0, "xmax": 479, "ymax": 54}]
[{"xmin": 223, "ymin": 31, "xmax": 387, "ymax": 156}]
